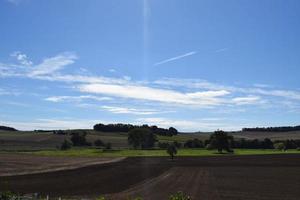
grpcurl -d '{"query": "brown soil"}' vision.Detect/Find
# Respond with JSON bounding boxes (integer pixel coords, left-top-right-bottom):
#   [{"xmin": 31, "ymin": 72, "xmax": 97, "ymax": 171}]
[
  {"xmin": 1, "ymin": 154, "xmax": 300, "ymax": 200},
  {"xmin": 0, "ymin": 153, "xmax": 124, "ymax": 176}
]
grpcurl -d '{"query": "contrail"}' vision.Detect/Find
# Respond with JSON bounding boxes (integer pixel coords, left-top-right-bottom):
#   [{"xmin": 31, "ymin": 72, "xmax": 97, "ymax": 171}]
[{"xmin": 154, "ymin": 51, "xmax": 197, "ymax": 66}]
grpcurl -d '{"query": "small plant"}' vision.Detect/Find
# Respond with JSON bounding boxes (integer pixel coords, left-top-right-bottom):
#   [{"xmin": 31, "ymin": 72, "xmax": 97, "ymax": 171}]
[
  {"xmin": 60, "ymin": 139, "xmax": 72, "ymax": 150},
  {"xmin": 167, "ymin": 143, "xmax": 177, "ymax": 160},
  {"xmin": 169, "ymin": 191, "xmax": 191, "ymax": 200},
  {"xmin": 0, "ymin": 191, "xmax": 21, "ymax": 200}
]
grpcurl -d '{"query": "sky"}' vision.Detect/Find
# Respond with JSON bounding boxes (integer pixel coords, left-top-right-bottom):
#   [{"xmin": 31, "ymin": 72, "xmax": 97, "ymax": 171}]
[{"xmin": 0, "ymin": 0, "xmax": 300, "ymax": 131}]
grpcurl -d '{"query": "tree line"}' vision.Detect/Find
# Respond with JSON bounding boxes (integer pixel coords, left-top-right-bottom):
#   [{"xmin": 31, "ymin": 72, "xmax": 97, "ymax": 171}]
[
  {"xmin": 93, "ymin": 123, "xmax": 178, "ymax": 136},
  {"xmin": 0, "ymin": 125, "xmax": 17, "ymax": 131},
  {"xmin": 242, "ymin": 125, "xmax": 300, "ymax": 132}
]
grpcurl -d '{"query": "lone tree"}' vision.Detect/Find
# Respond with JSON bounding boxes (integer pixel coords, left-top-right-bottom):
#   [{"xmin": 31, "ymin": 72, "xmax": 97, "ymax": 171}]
[
  {"xmin": 128, "ymin": 128, "xmax": 157, "ymax": 149},
  {"xmin": 167, "ymin": 143, "xmax": 177, "ymax": 160},
  {"xmin": 209, "ymin": 130, "xmax": 233, "ymax": 153},
  {"xmin": 60, "ymin": 139, "xmax": 72, "ymax": 150}
]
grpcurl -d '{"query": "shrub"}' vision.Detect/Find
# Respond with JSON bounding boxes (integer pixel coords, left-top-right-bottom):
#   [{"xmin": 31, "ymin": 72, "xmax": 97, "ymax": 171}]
[
  {"xmin": 169, "ymin": 191, "xmax": 191, "ymax": 200},
  {"xmin": 273, "ymin": 142, "xmax": 286, "ymax": 151},
  {"xmin": 105, "ymin": 142, "xmax": 112, "ymax": 150},
  {"xmin": 128, "ymin": 128, "xmax": 157, "ymax": 149},
  {"xmin": 60, "ymin": 139, "xmax": 72, "ymax": 150},
  {"xmin": 94, "ymin": 139, "xmax": 104, "ymax": 147},
  {"xmin": 297, "ymin": 147, "xmax": 300, "ymax": 151},
  {"xmin": 71, "ymin": 132, "xmax": 90, "ymax": 146},
  {"xmin": 167, "ymin": 143, "xmax": 177, "ymax": 160}
]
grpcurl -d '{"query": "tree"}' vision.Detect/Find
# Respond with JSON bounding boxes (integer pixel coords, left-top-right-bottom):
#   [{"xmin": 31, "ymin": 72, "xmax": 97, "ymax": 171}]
[
  {"xmin": 94, "ymin": 139, "xmax": 104, "ymax": 147},
  {"xmin": 167, "ymin": 143, "xmax": 177, "ymax": 160},
  {"xmin": 60, "ymin": 139, "xmax": 72, "ymax": 150},
  {"xmin": 128, "ymin": 128, "xmax": 157, "ymax": 149},
  {"xmin": 71, "ymin": 132, "xmax": 90, "ymax": 146},
  {"xmin": 274, "ymin": 142, "xmax": 286, "ymax": 151},
  {"xmin": 168, "ymin": 127, "xmax": 178, "ymax": 136},
  {"xmin": 209, "ymin": 130, "xmax": 233, "ymax": 153}
]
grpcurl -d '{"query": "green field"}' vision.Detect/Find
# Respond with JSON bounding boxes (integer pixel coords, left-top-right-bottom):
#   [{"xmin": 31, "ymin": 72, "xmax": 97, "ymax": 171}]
[{"xmin": 30, "ymin": 148, "xmax": 300, "ymax": 157}]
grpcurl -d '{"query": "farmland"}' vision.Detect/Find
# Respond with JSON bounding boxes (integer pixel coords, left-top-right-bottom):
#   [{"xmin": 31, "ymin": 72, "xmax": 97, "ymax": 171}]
[
  {"xmin": 1, "ymin": 154, "xmax": 300, "ymax": 200},
  {"xmin": 1, "ymin": 129, "xmax": 300, "ymax": 199}
]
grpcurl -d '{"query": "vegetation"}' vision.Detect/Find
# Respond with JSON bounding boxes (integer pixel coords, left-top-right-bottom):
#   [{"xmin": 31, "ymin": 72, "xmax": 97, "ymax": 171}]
[
  {"xmin": 184, "ymin": 138, "xmax": 204, "ymax": 148},
  {"xmin": 31, "ymin": 148, "xmax": 300, "ymax": 157},
  {"xmin": 70, "ymin": 132, "xmax": 91, "ymax": 146},
  {"xmin": 60, "ymin": 139, "xmax": 72, "ymax": 150},
  {"xmin": 94, "ymin": 123, "xmax": 178, "ymax": 136},
  {"xmin": 169, "ymin": 191, "xmax": 191, "ymax": 200},
  {"xmin": 242, "ymin": 125, "xmax": 300, "ymax": 132},
  {"xmin": 0, "ymin": 125, "xmax": 17, "ymax": 131},
  {"xmin": 167, "ymin": 143, "xmax": 177, "ymax": 160},
  {"xmin": 94, "ymin": 139, "xmax": 104, "ymax": 147},
  {"xmin": 274, "ymin": 142, "xmax": 286, "ymax": 151},
  {"xmin": 209, "ymin": 130, "xmax": 233, "ymax": 153},
  {"xmin": 128, "ymin": 128, "xmax": 157, "ymax": 149}
]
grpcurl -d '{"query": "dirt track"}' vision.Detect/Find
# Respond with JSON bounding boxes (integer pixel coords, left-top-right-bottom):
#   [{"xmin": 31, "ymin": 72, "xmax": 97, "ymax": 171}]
[{"xmin": 1, "ymin": 155, "xmax": 300, "ymax": 200}]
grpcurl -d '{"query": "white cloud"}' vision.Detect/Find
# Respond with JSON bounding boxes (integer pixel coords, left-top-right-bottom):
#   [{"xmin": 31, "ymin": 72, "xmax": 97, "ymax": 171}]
[
  {"xmin": 0, "ymin": 119, "xmax": 100, "ymax": 130},
  {"xmin": 10, "ymin": 51, "xmax": 33, "ymax": 66},
  {"xmin": 232, "ymin": 96, "xmax": 262, "ymax": 105},
  {"xmin": 45, "ymin": 95, "xmax": 112, "ymax": 103},
  {"xmin": 101, "ymin": 106, "xmax": 161, "ymax": 115},
  {"xmin": 135, "ymin": 117, "xmax": 246, "ymax": 132},
  {"xmin": 78, "ymin": 83, "xmax": 229, "ymax": 107},
  {"xmin": 30, "ymin": 52, "xmax": 77, "ymax": 76},
  {"xmin": 154, "ymin": 51, "xmax": 197, "ymax": 66}
]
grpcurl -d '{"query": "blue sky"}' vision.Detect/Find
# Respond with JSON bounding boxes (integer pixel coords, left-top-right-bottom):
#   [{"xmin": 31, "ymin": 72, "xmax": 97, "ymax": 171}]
[{"xmin": 0, "ymin": 0, "xmax": 300, "ymax": 131}]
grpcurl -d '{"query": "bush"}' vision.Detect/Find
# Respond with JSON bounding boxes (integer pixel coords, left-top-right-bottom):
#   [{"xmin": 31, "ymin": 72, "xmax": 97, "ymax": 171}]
[
  {"xmin": 167, "ymin": 143, "xmax": 177, "ymax": 160},
  {"xmin": 94, "ymin": 139, "xmax": 104, "ymax": 147},
  {"xmin": 274, "ymin": 142, "xmax": 286, "ymax": 151},
  {"xmin": 128, "ymin": 128, "xmax": 157, "ymax": 149},
  {"xmin": 169, "ymin": 191, "xmax": 191, "ymax": 200},
  {"xmin": 184, "ymin": 139, "xmax": 204, "ymax": 148},
  {"xmin": 60, "ymin": 139, "xmax": 72, "ymax": 150},
  {"xmin": 297, "ymin": 147, "xmax": 300, "ymax": 151},
  {"xmin": 105, "ymin": 142, "xmax": 112, "ymax": 150},
  {"xmin": 71, "ymin": 132, "xmax": 91, "ymax": 146}
]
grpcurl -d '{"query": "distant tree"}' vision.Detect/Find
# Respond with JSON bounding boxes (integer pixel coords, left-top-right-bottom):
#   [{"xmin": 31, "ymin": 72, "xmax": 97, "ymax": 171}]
[
  {"xmin": 128, "ymin": 128, "xmax": 157, "ymax": 149},
  {"xmin": 168, "ymin": 127, "xmax": 178, "ymax": 136},
  {"xmin": 209, "ymin": 130, "xmax": 233, "ymax": 153},
  {"xmin": 274, "ymin": 142, "xmax": 286, "ymax": 151},
  {"xmin": 167, "ymin": 143, "xmax": 177, "ymax": 160},
  {"xmin": 0, "ymin": 125, "xmax": 17, "ymax": 131},
  {"xmin": 105, "ymin": 142, "xmax": 112, "ymax": 150},
  {"xmin": 60, "ymin": 139, "xmax": 72, "ymax": 150},
  {"xmin": 71, "ymin": 132, "xmax": 90, "ymax": 146},
  {"xmin": 184, "ymin": 139, "xmax": 204, "ymax": 148},
  {"xmin": 94, "ymin": 139, "xmax": 104, "ymax": 147},
  {"xmin": 262, "ymin": 138, "xmax": 273, "ymax": 149}
]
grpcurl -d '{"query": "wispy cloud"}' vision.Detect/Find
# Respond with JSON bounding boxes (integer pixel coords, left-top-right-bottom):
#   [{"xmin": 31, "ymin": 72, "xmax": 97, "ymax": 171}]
[
  {"xmin": 215, "ymin": 48, "xmax": 229, "ymax": 53},
  {"xmin": 154, "ymin": 51, "xmax": 197, "ymax": 66},
  {"xmin": 30, "ymin": 52, "xmax": 77, "ymax": 76},
  {"xmin": 45, "ymin": 95, "xmax": 112, "ymax": 103},
  {"xmin": 78, "ymin": 83, "xmax": 229, "ymax": 107},
  {"xmin": 101, "ymin": 106, "xmax": 161, "ymax": 115},
  {"xmin": 10, "ymin": 51, "xmax": 33, "ymax": 66},
  {"xmin": 6, "ymin": 0, "xmax": 22, "ymax": 5}
]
